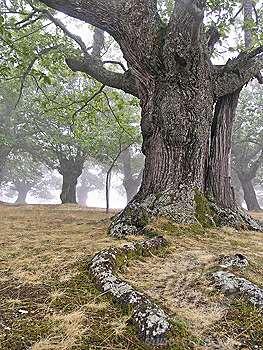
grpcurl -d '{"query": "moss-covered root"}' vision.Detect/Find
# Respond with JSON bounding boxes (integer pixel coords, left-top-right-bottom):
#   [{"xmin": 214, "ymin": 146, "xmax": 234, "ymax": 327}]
[
  {"xmin": 212, "ymin": 271, "xmax": 263, "ymax": 308},
  {"xmin": 89, "ymin": 236, "xmax": 170, "ymax": 347}
]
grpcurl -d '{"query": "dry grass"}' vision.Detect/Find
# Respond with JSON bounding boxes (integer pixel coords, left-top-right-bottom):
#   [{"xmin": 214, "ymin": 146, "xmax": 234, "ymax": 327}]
[
  {"xmin": 121, "ymin": 218, "xmax": 263, "ymax": 349},
  {"xmin": 0, "ymin": 204, "xmax": 262, "ymax": 350},
  {"xmin": 0, "ymin": 204, "xmax": 144, "ymax": 350}
]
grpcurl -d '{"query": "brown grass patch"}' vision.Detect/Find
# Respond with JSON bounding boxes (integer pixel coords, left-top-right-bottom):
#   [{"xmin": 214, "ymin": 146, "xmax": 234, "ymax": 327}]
[
  {"xmin": 121, "ymin": 217, "xmax": 263, "ymax": 348},
  {"xmin": 0, "ymin": 205, "xmax": 262, "ymax": 350}
]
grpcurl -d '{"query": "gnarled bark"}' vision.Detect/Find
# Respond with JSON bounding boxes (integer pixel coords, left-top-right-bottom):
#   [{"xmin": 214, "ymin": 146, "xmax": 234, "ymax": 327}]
[
  {"xmin": 205, "ymin": 91, "xmax": 241, "ymax": 209},
  {"xmin": 39, "ymin": 0, "xmax": 263, "ymax": 236}
]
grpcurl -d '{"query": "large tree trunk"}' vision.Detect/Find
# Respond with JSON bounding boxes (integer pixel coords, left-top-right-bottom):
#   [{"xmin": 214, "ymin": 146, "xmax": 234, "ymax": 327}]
[
  {"xmin": 205, "ymin": 91, "xmax": 240, "ymax": 208},
  {"xmin": 110, "ymin": 71, "xmax": 217, "ymax": 235},
  {"xmin": 110, "ymin": 82, "xmax": 261, "ymax": 235},
  {"xmin": 60, "ymin": 172, "xmax": 79, "ymax": 204},
  {"xmin": 38, "ymin": 0, "xmax": 263, "ymax": 237},
  {"xmin": 15, "ymin": 185, "xmax": 30, "ymax": 204},
  {"xmin": 239, "ymin": 177, "xmax": 261, "ymax": 212}
]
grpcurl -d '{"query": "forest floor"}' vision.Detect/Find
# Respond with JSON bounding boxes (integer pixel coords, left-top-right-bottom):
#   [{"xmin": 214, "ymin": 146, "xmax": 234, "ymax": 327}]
[{"xmin": 0, "ymin": 204, "xmax": 262, "ymax": 350}]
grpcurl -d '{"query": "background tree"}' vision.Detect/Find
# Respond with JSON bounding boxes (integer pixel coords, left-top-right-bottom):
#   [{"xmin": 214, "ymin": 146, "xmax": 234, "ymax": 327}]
[
  {"xmin": 119, "ymin": 145, "xmax": 144, "ymax": 203},
  {"xmin": 1, "ymin": 3, "xmax": 141, "ymax": 206},
  {"xmin": 77, "ymin": 162, "xmax": 105, "ymax": 206},
  {"xmin": 232, "ymin": 83, "xmax": 263, "ymax": 211},
  {"xmin": 0, "ymin": 152, "xmax": 57, "ymax": 204}
]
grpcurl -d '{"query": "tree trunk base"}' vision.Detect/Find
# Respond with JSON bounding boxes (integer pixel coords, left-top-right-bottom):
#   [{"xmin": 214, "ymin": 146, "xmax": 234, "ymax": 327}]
[{"xmin": 109, "ymin": 190, "xmax": 262, "ymax": 237}]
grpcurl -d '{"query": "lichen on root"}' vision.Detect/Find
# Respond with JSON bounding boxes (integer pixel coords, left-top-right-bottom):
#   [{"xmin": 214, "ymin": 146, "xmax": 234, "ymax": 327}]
[
  {"xmin": 109, "ymin": 188, "xmax": 262, "ymax": 237},
  {"xmin": 88, "ymin": 236, "xmax": 170, "ymax": 346},
  {"xmin": 212, "ymin": 271, "xmax": 263, "ymax": 308}
]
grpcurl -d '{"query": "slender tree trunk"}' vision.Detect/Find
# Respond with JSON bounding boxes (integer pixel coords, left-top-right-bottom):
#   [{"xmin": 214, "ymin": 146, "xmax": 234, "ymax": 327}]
[
  {"xmin": 239, "ymin": 177, "xmax": 261, "ymax": 211},
  {"xmin": 231, "ymin": 170, "xmax": 244, "ymax": 207},
  {"xmin": 77, "ymin": 185, "xmax": 89, "ymax": 206},
  {"xmin": 106, "ymin": 170, "xmax": 111, "ymax": 213}
]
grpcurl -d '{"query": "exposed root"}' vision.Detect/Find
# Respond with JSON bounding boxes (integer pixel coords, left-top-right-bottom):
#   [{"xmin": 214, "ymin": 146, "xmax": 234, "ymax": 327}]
[
  {"xmin": 109, "ymin": 190, "xmax": 262, "ymax": 237},
  {"xmin": 212, "ymin": 271, "xmax": 263, "ymax": 308},
  {"xmin": 210, "ymin": 202, "xmax": 262, "ymax": 231},
  {"xmin": 109, "ymin": 189, "xmax": 197, "ymax": 237},
  {"xmin": 88, "ymin": 236, "xmax": 170, "ymax": 346}
]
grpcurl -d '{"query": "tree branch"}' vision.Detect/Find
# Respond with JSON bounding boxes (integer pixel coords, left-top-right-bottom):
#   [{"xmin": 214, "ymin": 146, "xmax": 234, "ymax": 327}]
[
  {"xmin": 34, "ymin": 6, "xmax": 138, "ymax": 97},
  {"xmin": 213, "ymin": 48, "xmax": 263, "ymax": 97},
  {"xmin": 38, "ymin": 0, "xmax": 127, "ymax": 38},
  {"xmin": 66, "ymin": 56, "xmax": 138, "ymax": 97},
  {"xmin": 36, "ymin": 7, "xmax": 90, "ymax": 53},
  {"xmin": 14, "ymin": 45, "xmax": 60, "ymax": 110},
  {"xmin": 38, "ymin": 0, "xmax": 163, "ymax": 78},
  {"xmin": 167, "ymin": 0, "xmax": 205, "ymax": 46}
]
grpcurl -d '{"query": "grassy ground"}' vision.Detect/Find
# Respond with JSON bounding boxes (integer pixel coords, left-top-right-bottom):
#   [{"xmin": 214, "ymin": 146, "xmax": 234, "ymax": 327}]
[{"xmin": 0, "ymin": 204, "xmax": 262, "ymax": 350}]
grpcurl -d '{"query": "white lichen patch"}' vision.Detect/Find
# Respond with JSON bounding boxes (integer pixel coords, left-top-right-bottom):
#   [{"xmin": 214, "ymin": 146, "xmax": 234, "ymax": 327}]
[
  {"xmin": 213, "ymin": 270, "xmax": 263, "ymax": 308},
  {"xmin": 88, "ymin": 236, "xmax": 170, "ymax": 345}
]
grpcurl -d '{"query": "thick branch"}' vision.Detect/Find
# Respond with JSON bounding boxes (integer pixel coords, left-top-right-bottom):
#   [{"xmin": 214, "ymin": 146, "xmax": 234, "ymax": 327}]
[
  {"xmin": 167, "ymin": 0, "xmax": 205, "ymax": 45},
  {"xmin": 66, "ymin": 56, "xmax": 138, "ymax": 97},
  {"xmin": 39, "ymin": 0, "xmax": 163, "ymax": 78},
  {"xmin": 38, "ymin": 0, "xmax": 122, "ymax": 37},
  {"xmin": 213, "ymin": 50, "xmax": 263, "ymax": 97}
]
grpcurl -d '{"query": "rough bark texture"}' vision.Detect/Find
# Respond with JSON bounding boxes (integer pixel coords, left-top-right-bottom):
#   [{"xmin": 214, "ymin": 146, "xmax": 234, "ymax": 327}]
[
  {"xmin": 89, "ymin": 236, "xmax": 170, "ymax": 346},
  {"xmin": 205, "ymin": 91, "xmax": 240, "ymax": 209},
  {"xmin": 39, "ymin": 0, "xmax": 263, "ymax": 235}
]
